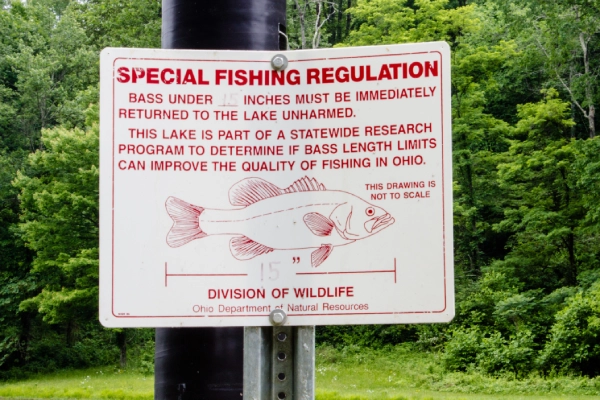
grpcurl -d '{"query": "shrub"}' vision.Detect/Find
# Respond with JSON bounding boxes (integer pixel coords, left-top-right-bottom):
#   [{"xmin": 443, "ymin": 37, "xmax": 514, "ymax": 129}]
[
  {"xmin": 538, "ymin": 280, "xmax": 600, "ymax": 376},
  {"xmin": 442, "ymin": 327, "xmax": 482, "ymax": 371},
  {"xmin": 316, "ymin": 324, "xmax": 417, "ymax": 348},
  {"xmin": 476, "ymin": 330, "xmax": 535, "ymax": 377}
]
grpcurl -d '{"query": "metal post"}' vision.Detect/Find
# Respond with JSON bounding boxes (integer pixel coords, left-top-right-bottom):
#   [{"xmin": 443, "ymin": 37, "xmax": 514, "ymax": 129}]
[
  {"xmin": 293, "ymin": 327, "xmax": 315, "ymax": 399},
  {"xmin": 244, "ymin": 313, "xmax": 315, "ymax": 399},
  {"xmin": 162, "ymin": 0, "xmax": 287, "ymax": 51},
  {"xmin": 156, "ymin": 1, "xmax": 286, "ymax": 399},
  {"xmin": 155, "ymin": 328, "xmax": 244, "ymax": 399},
  {"xmin": 243, "ymin": 327, "xmax": 272, "ymax": 399}
]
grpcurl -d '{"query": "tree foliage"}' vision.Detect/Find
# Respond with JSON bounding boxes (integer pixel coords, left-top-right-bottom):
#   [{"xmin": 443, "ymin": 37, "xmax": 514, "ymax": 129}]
[
  {"xmin": 343, "ymin": 0, "xmax": 478, "ymax": 47},
  {"xmin": 317, "ymin": 0, "xmax": 600, "ymax": 378},
  {"xmin": 14, "ymin": 123, "xmax": 99, "ymax": 328},
  {"xmin": 0, "ymin": 0, "xmax": 159, "ymax": 374}
]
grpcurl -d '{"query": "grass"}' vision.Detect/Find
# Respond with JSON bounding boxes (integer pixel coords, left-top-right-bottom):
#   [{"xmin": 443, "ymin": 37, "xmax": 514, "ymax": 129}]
[
  {"xmin": 0, "ymin": 367, "xmax": 152, "ymax": 399},
  {"xmin": 315, "ymin": 345, "xmax": 600, "ymax": 399},
  {"xmin": 0, "ymin": 346, "xmax": 598, "ymax": 399}
]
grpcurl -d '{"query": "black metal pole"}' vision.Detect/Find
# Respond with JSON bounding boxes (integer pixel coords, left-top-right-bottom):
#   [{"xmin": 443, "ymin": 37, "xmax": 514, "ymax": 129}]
[
  {"xmin": 162, "ymin": 0, "xmax": 287, "ymax": 51},
  {"xmin": 155, "ymin": 1, "xmax": 286, "ymax": 399}
]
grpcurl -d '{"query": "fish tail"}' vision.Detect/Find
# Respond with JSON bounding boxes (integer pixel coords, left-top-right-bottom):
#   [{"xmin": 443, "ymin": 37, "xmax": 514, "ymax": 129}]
[{"xmin": 165, "ymin": 196, "xmax": 207, "ymax": 247}]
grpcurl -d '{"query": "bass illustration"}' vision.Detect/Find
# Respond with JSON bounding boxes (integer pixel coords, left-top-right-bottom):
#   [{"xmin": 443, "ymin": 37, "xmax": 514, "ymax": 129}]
[{"xmin": 165, "ymin": 176, "xmax": 395, "ymax": 267}]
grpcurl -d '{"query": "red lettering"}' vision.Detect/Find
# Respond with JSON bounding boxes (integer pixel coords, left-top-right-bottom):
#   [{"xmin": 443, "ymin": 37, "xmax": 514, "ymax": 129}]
[
  {"xmin": 147, "ymin": 68, "xmax": 159, "ymax": 84},
  {"xmin": 117, "ymin": 67, "xmax": 130, "ymax": 83},
  {"xmin": 425, "ymin": 61, "xmax": 438, "ymax": 77},
  {"xmin": 307, "ymin": 68, "xmax": 320, "ymax": 84},
  {"xmin": 322, "ymin": 67, "xmax": 334, "ymax": 83},
  {"xmin": 182, "ymin": 69, "xmax": 196, "ymax": 84},
  {"xmin": 215, "ymin": 70, "xmax": 227, "ymax": 85},
  {"xmin": 161, "ymin": 68, "xmax": 174, "ymax": 84},
  {"xmin": 335, "ymin": 67, "xmax": 349, "ymax": 83},
  {"xmin": 132, "ymin": 67, "xmax": 145, "ymax": 83},
  {"xmin": 234, "ymin": 69, "xmax": 248, "ymax": 85}
]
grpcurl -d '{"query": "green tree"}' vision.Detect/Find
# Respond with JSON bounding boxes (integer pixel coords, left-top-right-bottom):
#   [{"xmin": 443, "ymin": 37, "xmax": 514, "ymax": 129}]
[
  {"xmin": 451, "ymin": 39, "xmax": 514, "ymax": 277},
  {"xmin": 14, "ymin": 121, "xmax": 99, "ymax": 344},
  {"xmin": 72, "ymin": 0, "xmax": 161, "ymax": 50},
  {"xmin": 342, "ymin": 0, "xmax": 478, "ymax": 47},
  {"xmin": 287, "ymin": 0, "xmax": 340, "ymax": 49},
  {"xmin": 539, "ymin": 280, "xmax": 600, "ymax": 375},
  {"xmin": 494, "ymin": 90, "xmax": 582, "ymax": 289},
  {"xmin": 0, "ymin": 150, "xmax": 34, "ymax": 369},
  {"xmin": 574, "ymin": 137, "xmax": 600, "ymax": 271},
  {"xmin": 1, "ymin": 3, "xmax": 97, "ymax": 151},
  {"xmin": 506, "ymin": 0, "xmax": 600, "ymax": 138}
]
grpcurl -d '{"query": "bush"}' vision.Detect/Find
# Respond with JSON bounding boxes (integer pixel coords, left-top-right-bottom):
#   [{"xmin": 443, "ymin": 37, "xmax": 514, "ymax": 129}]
[
  {"xmin": 477, "ymin": 330, "xmax": 535, "ymax": 377},
  {"xmin": 538, "ymin": 280, "xmax": 600, "ymax": 376},
  {"xmin": 316, "ymin": 324, "xmax": 417, "ymax": 348},
  {"xmin": 443, "ymin": 327, "xmax": 536, "ymax": 377},
  {"xmin": 442, "ymin": 327, "xmax": 482, "ymax": 371}
]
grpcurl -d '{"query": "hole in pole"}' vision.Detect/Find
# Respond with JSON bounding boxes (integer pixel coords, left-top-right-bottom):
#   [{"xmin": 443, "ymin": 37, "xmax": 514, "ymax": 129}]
[
  {"xmin": 277, "ymin": 352, "xmax": 287, "ymax": 361},
  {"xmin": 277, "ymin": 372, "xmax": 286, "ymax": 381},
  {"xmin": 277, "ymin": 332, "xmax": 287, "ymax": 342},
  {"xmin": 278, "ymin": 392, "xmax": 287, "ymax": 399}
]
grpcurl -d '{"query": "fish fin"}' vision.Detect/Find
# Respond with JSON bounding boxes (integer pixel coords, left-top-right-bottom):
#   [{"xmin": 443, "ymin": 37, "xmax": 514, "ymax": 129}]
[
  {"xmin": 229, "ymin": 176, "xmax": 327, "ymax": 206},
  {"xmin": 230, "ymin": 236, "xmax": 274, "ymax": 260},
  {"xmin": 303, "ymin": 213, "xmax": 334, "ymax": 237},
  {"xmin": 283, "ymin": 176, "xmax": 326, "ymax": 193},
  {"xmin": 311, "ymin": 244, "xmax": 333, "ymax": 268},
  {"xmin": 229, "ymin": 178, "xmax": 283, "ymax": 206},
  {"xmin": 165, "ymin": 196, "xmax": 207, "ymax": 248}
]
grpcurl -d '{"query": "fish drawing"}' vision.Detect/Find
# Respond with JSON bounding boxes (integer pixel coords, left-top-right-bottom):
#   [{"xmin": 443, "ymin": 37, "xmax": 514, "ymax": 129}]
[{"xmin": 165, "ymin": 176, "xmax": 395, "ymax": 267}]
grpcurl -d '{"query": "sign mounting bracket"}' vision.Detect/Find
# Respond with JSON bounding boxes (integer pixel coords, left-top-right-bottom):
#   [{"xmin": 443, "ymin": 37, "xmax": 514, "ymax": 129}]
[{"xmin": 244, "ymin": 325, "xmax": 315, "ymax": 399}]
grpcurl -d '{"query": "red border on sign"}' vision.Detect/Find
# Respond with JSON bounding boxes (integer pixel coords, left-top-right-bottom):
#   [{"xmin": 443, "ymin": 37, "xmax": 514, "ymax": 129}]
[{"xmin": 109, "ymin": 49, "xmax": 449, "ymax": 320}]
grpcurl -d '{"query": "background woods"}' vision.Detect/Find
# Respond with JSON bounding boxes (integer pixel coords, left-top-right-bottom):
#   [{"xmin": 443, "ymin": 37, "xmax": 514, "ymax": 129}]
[{"xmin": 0, "ymin": 0, "xmax": 599, "ymax": 380}]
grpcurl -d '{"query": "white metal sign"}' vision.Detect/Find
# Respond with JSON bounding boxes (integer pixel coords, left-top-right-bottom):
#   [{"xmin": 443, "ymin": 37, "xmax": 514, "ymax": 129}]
[{"xmin": 99, "ymin": 43, "xmax": 453, "ymax": 327}]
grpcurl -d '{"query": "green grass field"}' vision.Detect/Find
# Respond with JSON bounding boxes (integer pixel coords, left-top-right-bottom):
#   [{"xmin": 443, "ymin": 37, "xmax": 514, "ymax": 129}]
[
  {"xmin": 0, "ymin": 346, "xmax": 598, "ymax": 399},
  {"xmin": 315, "ymin": 346, "xmax": 600, "ymax": 399},
  {"xmin": 0, "ymin": 368, "xmax": 152, "ymax": 399}
]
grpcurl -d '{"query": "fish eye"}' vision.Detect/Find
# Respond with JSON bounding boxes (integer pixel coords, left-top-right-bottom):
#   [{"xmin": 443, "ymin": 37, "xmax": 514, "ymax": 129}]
[{"xmin": 365, "ymin": 207, "xmax": 375, "ymax": 217}]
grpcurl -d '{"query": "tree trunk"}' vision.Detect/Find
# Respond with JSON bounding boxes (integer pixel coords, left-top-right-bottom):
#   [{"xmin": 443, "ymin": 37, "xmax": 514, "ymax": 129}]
[
  {"xmin": 335, "ymin": 0, "xmax": 343, "ymax": 44},
  {"xmin": 18, "ymin": 313, "xmax": 32, "ymax": 366},
  {"xmin": 561, "ymin": 167, "xmax": 577, "ymax": 286},
  {"xmin": 116, "ymin": 330, "xmax": 127, "ymax": 368},
  {"xmin": 66, "ymin": 320, "xmax": 75, "ymax": 347},
  {"xmin": 313, "ymin": 1, "xmax": 322, "ymax": 48},
  {"xmin": 579, "ymin": 30, "xmax": 595, "ymax": 137},
  {"xmin": 294, "ymin": 0, "xmax": 307, "ymax": 49},
  {"xmin": 346, "ymin": 0, "xmax": 351, "ymax": 36},
  {"xmin": 588, "ymin": 105, "xmax": 595, "ymax": 138},
  {"xmin": 567, "ymin": 231, "xmax": 577, "ymax": 285}
]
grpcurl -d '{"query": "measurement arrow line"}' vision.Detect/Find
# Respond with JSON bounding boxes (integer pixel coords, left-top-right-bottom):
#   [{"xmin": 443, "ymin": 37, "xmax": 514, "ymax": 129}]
[
  {"xmin": 167, "ymin": 273, "xmax": 248, "ymax": 277},
  {"xmin": 296, "ymin": 269, "xmax": 395, "ymax": 275},
  {"xmin": 165, "ymin": 262, "xmax": 247, "ymax": 287},
  {"xmin": 297, "ymin": 258, "xmax": 398, "ymax": 282}
]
